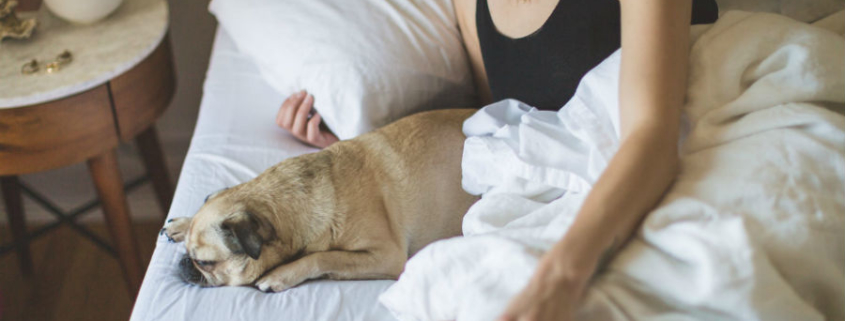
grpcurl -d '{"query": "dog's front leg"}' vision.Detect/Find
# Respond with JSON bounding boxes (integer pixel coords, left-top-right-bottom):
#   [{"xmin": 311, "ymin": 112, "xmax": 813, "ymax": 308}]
[
  {"xmin": 254, "ymin": 259, "xmax": 314, "ymax": 293},
  {"xmin": 255, "ymin": 249, "xmax": 405, "ymax": 293}
]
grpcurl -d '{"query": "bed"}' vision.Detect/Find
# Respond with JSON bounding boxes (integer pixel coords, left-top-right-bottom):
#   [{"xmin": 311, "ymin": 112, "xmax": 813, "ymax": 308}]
[
  {"xmin": 129, "ymin": 28, "xmax": 398, "ymax": 321},
  {"xmin": 131, "ymin": 1, "xmax": 845, "ymax": 320}
]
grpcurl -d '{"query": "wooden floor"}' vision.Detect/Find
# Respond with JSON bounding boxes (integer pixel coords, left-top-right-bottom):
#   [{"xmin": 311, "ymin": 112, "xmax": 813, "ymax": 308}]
[{"xmin": 0, "ymin": 222, "xmax": 161, "ymax": 321}]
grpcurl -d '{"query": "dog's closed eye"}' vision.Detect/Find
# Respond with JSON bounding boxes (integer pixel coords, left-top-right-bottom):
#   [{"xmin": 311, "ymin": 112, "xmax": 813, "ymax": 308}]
[{"xmin": 194, "ymin": 259, "xmax": 216, "ymax": 267}]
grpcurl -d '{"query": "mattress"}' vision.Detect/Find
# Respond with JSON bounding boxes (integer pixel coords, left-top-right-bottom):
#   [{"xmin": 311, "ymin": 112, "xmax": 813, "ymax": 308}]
[{"xmin": 130, "ymin": 28, "xmax": 397, "ymax": 321}]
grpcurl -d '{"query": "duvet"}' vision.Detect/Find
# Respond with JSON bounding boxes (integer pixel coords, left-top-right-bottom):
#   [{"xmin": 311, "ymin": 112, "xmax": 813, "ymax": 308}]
[{"xmin": 380, "ymin": 11, "xmax": 845, "ymax": 321}]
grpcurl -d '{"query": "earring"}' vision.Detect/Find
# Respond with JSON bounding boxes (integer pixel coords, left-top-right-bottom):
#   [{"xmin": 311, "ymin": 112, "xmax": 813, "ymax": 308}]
[
  {"xmin": 21, "ymin": 59, "xmax": 39, "ymax": 75},
  {"xmin": 46, "ymin": 50, "xmax": 73, "ymax": 73},
  {"xmin": 44, "ymin": 61, "xmax": 60, "ymax": 73},
  {"xmin": 56, "ymin": 50, "xmax": 73, "ymax": 65}
]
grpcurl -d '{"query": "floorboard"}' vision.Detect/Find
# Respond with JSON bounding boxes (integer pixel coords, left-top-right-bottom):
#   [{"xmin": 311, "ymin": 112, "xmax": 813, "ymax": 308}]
[{"xmin": 0, "ymin": 222, "xmax": 161, "ymax": 321}]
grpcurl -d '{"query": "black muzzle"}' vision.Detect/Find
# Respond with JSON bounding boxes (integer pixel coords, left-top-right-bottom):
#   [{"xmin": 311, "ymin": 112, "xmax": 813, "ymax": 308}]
[{"xmin": 179, "ymin": 254, "xmax": 210, "ymax": 287}]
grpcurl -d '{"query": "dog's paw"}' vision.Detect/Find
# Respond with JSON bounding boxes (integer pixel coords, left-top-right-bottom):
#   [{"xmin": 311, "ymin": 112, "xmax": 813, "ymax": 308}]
[
  {"xmin": 161, "ymin": 217, "xmax": 190, "ymax": 243},
  {"xmin": 255, "ymin": 277, "xmax": 295, "ymax": 293},
  {"xmin": 255, "ymin": 269, "xmax": 307, "ymax": 293}
]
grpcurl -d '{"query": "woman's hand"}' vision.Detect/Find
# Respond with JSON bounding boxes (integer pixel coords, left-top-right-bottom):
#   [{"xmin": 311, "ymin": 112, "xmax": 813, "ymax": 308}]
[
  {"xmin": 499, "ymin": 252, "xmax": 589, "ymax": 321},
  {"xmin": 276, "ymin": 90, "xmax": 339, "ymax": 148}
]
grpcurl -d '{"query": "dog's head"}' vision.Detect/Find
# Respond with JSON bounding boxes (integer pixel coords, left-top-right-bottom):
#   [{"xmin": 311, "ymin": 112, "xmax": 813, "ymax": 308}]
[
  {"xmin": 163, "ymin": 153, "xmax": 335, "ymax": 288},
  {"xmin": 162, "ymin": 189, "xmax": 296, "ymax": 287}
]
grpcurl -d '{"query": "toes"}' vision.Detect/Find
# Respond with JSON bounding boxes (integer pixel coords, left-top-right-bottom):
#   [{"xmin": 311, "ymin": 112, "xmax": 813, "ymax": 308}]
[
  {"xmin": 255, "ymin": 278, "xmax": 292, "ymax": 293},
  {"xmin": 255, "ymin": 281, "xmax": 275, "ymax": 293},
  {"xmin": 159, "ymin": 227, "xmax": 176, "ymax": 242},
  {"xmin": 162, "ymin": 217, "xmax": 190, "ymax": 242},
  {"xmin": 161, "ymin": 227, "xmax": 181, "ymax": 243}
]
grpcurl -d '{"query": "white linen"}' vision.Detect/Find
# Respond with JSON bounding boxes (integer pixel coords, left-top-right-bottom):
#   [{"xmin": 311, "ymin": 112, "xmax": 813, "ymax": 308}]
[
  {"xmin": 130, "ymin": 28, "xmax": 397, "ymax": 321},
  {"xmin": 208, "ymin": 0, "xmax": 475, "ymax": 140},
  {"xmin": 380, "ymin": 11, "xmax": 845, "ymax": 321},
  {"xmin": 715, "ymin": 0, "xmax": 845, "ymax": 22}
]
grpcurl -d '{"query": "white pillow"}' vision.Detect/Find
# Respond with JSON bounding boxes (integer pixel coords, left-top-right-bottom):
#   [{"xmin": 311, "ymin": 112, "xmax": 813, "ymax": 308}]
[{"xmin": 209, "ymin": 0, "xmax": 475, "ymax": 140}]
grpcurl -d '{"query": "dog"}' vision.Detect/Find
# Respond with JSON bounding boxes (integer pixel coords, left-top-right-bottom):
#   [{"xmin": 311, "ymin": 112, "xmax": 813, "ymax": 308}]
[{"xmin": 161, "ymin": 109, "xmax": 479, "ymax": 292}]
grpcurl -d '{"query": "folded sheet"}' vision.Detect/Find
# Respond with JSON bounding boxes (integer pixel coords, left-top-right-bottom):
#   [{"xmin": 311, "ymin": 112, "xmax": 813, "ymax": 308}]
[{"xmin": 380, "ymin": 11, "xmax": 845, "ymax": 321}]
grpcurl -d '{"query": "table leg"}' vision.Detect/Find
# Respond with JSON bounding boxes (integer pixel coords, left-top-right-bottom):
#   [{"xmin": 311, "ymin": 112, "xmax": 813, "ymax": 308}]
[
  {"xmin": 87, "ymin": 150, "xmax": 144, "ymax": 298},
  {"xmin": 136, "ymin": 126, "xmax": 173, "ymax": 218},
  {"xmin": 1, "ymin": 176, "xmax": 34, "ymax": 277}
]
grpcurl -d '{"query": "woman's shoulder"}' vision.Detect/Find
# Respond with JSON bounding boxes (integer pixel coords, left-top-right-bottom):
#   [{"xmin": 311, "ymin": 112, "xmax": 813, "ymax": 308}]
[{"xmin": 452, "ymin": 0, "xmax": 477, "ymax": 43}]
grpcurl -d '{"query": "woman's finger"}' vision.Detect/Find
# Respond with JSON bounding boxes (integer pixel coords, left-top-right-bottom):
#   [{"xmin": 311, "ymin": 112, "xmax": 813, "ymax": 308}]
[
  {"xmin": 291, "ymin": 94, "xmax": 313, "ymax": 137},
  {"xmin": 279, "ymin": 90, "xmax": 306, "ymax": 129},
  {"xmin": 306, "ymin": 112, "xmax": 322, "ymax": 145}
]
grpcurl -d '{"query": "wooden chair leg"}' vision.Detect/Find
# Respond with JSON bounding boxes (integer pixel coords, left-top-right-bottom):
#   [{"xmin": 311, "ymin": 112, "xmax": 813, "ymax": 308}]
[
  {"xmin": 1, "ymin": 176, "xmax": 34, "ymax": 277},
  {"xmin": 135, "ymin": 126, "xmax": 173, "ymax": 218},
  {"xmin": 87, "ymin": 150, "xmax": 144, "ymax": 298}
]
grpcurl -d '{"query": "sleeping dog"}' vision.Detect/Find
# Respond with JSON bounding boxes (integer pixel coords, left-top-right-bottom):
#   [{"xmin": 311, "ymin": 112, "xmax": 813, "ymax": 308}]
[{"xmin": 161, "ymin": 109, "xmax": 478, "ymax": 292}]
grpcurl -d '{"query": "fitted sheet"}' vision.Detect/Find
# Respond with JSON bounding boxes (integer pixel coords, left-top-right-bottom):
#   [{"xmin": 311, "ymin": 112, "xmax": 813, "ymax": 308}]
[{"xmin": 130, "ymin": 28, "xmax": 397, "ymax": 321}]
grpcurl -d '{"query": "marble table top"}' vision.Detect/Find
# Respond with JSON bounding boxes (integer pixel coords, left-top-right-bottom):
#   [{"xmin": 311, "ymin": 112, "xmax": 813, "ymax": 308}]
[{"xmin": 0, "ymin": 0, "xmax": 168, "ymax": 109}]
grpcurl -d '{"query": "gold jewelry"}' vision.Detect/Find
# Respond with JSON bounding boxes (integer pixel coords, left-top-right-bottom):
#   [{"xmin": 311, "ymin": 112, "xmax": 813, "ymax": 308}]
[
  {"xmin": 20, "ymin": 59, "xmax": 38, "ymax": 74},
  {"xmin": 19, "ymin": 50, "xmax": 73, "ymax": 75},
  {"xmin": 0, "ymin": 0, "xmax": 37, "ymax": 41},
  {"xmin": 44, "ymin": 61, "xmax": 60, "ymax": 73},
  {"xmin": 55, "ymin": 50, "xmax": 72, "ymax": 65}
]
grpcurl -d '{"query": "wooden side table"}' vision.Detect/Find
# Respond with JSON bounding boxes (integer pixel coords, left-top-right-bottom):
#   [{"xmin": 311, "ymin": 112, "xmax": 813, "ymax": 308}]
[{"xmin": 0, "ymin": 0, "xmax": 172, "ymax": 298}]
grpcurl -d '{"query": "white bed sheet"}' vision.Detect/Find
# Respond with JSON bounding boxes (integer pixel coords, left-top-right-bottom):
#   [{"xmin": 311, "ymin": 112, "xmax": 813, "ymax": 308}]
[{"xmin": 130, "ymin": 28, "xmax": 397, "ymax": 321}]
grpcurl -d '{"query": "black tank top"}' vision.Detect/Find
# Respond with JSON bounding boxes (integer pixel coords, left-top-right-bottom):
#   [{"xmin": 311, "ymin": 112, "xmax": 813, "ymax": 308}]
[{"xmin": 477, "ymin": 0, "xmax": 719, "ymax": 110}]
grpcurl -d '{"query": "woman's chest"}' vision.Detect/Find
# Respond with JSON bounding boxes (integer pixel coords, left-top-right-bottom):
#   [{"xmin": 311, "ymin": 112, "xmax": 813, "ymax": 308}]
[{"xmin": 486, "ymin": 0, "xmax": 560, "ymax": 39}]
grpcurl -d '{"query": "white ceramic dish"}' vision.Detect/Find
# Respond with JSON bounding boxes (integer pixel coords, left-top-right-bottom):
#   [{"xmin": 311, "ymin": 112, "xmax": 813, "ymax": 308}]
[{"xmin": 44, "ymin": 0, "xmax": 123, "ymax": 24}]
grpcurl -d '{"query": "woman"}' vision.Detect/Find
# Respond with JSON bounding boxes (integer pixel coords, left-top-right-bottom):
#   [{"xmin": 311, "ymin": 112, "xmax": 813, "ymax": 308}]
[{"xmin": 278, "ymin": 0, "xmax": 717, "ymax": 320}]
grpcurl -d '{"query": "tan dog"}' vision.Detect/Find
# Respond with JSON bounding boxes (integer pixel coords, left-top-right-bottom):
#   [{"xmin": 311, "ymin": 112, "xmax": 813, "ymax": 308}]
[{"xmin": 162, "ymin": 109, "xmax": 478, "ymax": 292}]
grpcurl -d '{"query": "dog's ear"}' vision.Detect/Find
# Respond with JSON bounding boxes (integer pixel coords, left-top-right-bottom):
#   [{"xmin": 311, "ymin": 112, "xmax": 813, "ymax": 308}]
[{"xmin": 221, "ymin": 212, "xmax": 271, "ymax": 260}]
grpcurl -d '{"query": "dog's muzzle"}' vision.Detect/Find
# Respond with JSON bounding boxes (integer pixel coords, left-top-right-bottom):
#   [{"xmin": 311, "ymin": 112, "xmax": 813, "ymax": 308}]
[{"xmin": 179, "ymin": 254, "xmax": 211, "ymax": 286}]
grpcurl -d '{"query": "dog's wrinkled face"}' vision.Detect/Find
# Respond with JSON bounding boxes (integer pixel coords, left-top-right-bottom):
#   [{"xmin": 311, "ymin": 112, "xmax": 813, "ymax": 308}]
[{"xmin": 161, "ymin": 189, "xmax": 282, "ymax": 287}]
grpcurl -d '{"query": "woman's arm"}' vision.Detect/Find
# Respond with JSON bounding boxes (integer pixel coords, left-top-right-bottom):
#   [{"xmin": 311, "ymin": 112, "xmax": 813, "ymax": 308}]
[
  {"xmin": 500, "ymin": 1, "xmax": 693, "ymax": 320},
  {"xmin": 454, "ymin": 0, "xmax": 494, "ymax": 106}
]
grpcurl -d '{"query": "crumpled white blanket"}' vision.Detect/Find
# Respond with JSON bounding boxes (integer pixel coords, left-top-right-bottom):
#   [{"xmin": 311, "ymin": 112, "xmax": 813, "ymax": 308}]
[{"xmin": 379, "ymin": 11, "xmax": 845, "ymax": 321}]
